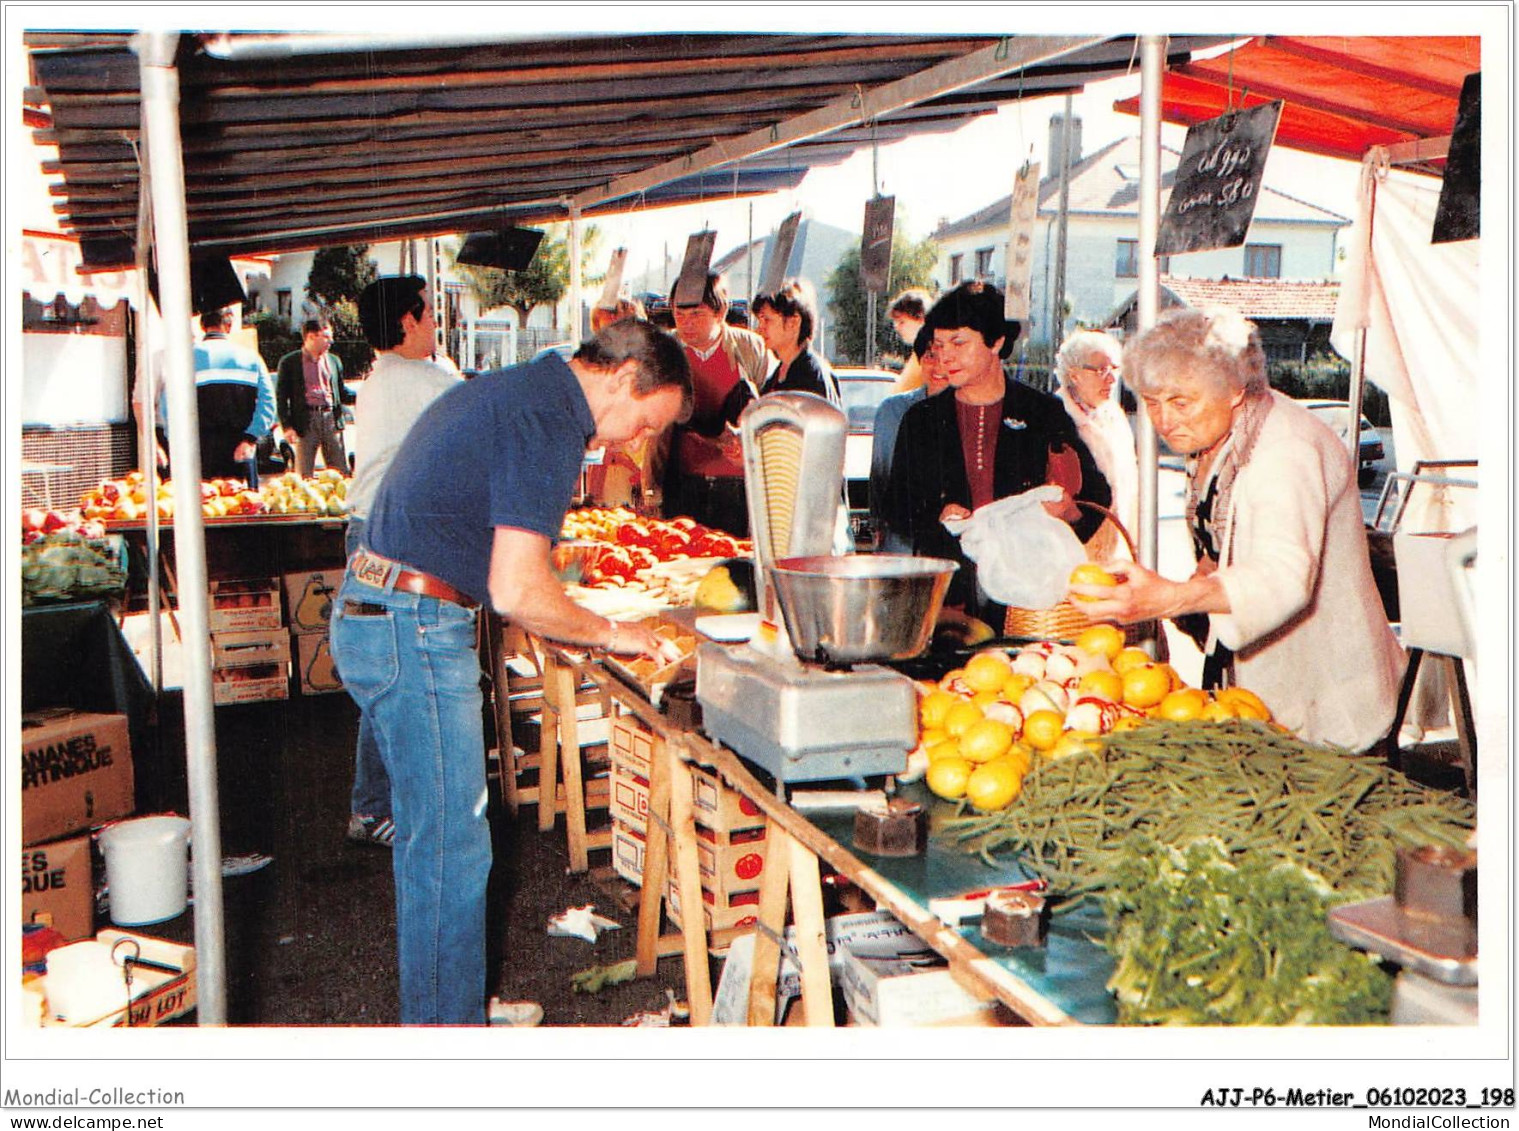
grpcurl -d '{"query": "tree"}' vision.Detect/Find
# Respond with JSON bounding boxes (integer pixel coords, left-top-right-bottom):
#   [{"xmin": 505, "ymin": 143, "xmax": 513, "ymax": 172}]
[
  {"xmin": 304, "ymin": 244, "xmax": 379, "ymax": 379},
  {"xmin": 449, "ymin": 223, "xmax": 602, "ymax": 332},
  {"xmin": 306, "ymin": 244, "xmax": 379, "ymax": 309},
  {"xmin": 825, "ymin": 230, "xmax": 939, "ymax": 365}
]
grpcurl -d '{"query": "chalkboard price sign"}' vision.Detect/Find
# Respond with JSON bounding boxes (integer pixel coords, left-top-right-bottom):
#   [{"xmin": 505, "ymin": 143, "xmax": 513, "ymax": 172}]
[
  {"xmin": 1155, "ymin": 101, "xmax": 1283, "ymax": 257},
  {"xmin": 1432, "ymin": 72, "xmax": 1480, "ymax": 244},
  {"xmin": 860, "ymin": 195, "xmax": 896, "ymax": 295}
]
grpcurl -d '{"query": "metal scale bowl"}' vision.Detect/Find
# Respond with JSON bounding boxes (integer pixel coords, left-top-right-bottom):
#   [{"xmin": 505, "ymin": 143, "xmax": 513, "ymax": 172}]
[{"xmin": 695, "ymin": 393, "xmax": 957, "ymax": 784}]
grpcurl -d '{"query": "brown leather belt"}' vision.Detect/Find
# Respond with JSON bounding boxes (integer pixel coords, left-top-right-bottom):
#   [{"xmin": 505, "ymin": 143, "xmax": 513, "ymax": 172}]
[{"xmin": 350, "ymin": 549, "xmax": 478, "ymax": 610}]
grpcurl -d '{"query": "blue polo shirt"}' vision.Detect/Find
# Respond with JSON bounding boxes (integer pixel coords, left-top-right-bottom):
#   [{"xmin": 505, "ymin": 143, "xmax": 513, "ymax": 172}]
[{"xmin": 367, "ymin": 352, "xmax": 596, "ymax": 605}]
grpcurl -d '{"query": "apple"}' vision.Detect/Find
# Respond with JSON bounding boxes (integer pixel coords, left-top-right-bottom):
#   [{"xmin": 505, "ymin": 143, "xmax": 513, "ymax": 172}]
[{"xmin": 41, "ymin": 510, "xmax": 71, "ymax": 533}]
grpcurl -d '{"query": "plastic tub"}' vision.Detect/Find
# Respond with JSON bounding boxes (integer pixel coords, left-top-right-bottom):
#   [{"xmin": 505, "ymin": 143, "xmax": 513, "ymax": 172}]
[{"xmin": 99, "ymin": 815, "xmax": 192, "ymax": 926}]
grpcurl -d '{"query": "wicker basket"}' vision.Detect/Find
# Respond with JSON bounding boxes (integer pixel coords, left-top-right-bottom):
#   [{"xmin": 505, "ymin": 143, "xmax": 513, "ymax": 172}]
[{"xmin": 1003, "ymin": 501, "xmax": 1138, "ymax": 643}]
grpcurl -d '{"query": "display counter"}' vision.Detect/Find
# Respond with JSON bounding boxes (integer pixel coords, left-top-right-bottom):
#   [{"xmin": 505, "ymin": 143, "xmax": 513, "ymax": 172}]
[{"xmin": 537, "ymin": 640, "xmax": 1109, "ymax": 1027}]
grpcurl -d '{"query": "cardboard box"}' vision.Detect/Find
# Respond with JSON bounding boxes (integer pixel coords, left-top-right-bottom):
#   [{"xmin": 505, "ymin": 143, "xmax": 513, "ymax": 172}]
[
  {"xmin": 609, "ymin": 764, "xmax": 651, "ymax": 831},
  {"xmin": 690, "ymin": 764, "xmax": 765, "ymax": 833},
  {"xmin": 211, "ymin": 663, "xmax": 289, "ymax": 705},
  {"xmin": 20, "ymin": 711, "xmax": 135, "ymax": 846},
  {"xmin": 21, "ymin": 835, "xmax": 94, "ymax": 941},
  {"xmin": 664, "ymin": 878, "xmax": 760, "ymax": 933},
  {"xmin": 294, "ymin": 632, "xmax": 344, "ymax": 695},
  {"xmin": 840, "ymin": 949, "xmax": 1005, "ymax": 1027},
  {"xmin": 211, "ymin": 627, "xmax": 291, "ymax": 669},
  {"xmin": 710, "ymin": 910, "xmax": 923, "ymax": 1025},
  {"xmin": 695, "ymin": 824, "xmax": 768, "ymax": 895},
  {"xmin": 611, "ymin": 819, "xmax": 650, "ymax": 886},
  {"xmin": 610, "ymin": 715, "xmax": 659, "ymax": 777},
  {"xmin": 283, "ymin": 569, "xmax": 345, "ymax": 635},
  {"xmin": 207, "ymin": 577, "xmax": 282, "ymax": 632}
]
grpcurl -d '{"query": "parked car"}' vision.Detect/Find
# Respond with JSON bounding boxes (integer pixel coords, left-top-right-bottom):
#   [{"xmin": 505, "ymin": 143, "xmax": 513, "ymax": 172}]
[
  {"xmin": 833, "ymin": 366, "xmax": 902, "ymax": 540},
  {"xmin": 1301, "ymin": 399, "xmax": 1385, "ymax": 486}
]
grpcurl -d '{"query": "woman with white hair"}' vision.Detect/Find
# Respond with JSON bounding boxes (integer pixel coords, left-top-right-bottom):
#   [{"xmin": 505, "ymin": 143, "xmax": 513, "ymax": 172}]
[
  {"xmin": 1054, "ymin": 329, "xmax": 1138, "ymax": 537},
  {"xmin": 1068, "ymin": 307, "xmax": 1404, "ymax": 751}
]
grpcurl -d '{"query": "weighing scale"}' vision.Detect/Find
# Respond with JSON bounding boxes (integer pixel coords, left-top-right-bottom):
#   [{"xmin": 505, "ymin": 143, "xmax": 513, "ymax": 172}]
[
  {"xmin": 1327, "ymin": 844, "xmax": 1478, "ymax": 1024},
  {"xmin": 695, "ymin": 394, "xmax": 923, "ymax": 784}
]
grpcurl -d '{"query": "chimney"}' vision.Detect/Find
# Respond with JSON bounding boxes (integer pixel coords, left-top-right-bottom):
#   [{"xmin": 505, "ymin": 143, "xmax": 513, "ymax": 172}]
[{"xmin": 1049, "ymin": 113, "xmax": 1083, "ymax": 170}]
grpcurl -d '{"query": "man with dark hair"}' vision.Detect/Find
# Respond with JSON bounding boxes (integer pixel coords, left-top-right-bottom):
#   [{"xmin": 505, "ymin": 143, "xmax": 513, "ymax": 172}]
[
  {"xmin": 190, "ymin": 307, "xmax": 277, "ymax": 484},
  {"xmin": 336, "ymin": 277, "xmax": 464, "ymax": 849},
  {"xmin": 886, "ymin": 281, "xmax": 1110, "ymax": 624},
  {"xmin": 662, "ymin": 271, "xmax": 767, "ymax": 535},
  {"xmin": 752, "ymin": 278, "xmax": 839, "ymax": 403},
  {"xmin": 329, "ymin": 316, "xmax": 692, "ymax": 1025},
  {"xmin": 275, "ymin": 318, "xmax": 351, "ymax": 477}
]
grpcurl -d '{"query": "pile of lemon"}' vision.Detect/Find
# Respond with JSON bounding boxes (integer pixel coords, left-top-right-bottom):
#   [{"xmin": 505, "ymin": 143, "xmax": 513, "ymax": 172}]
[{"xmin": 913, "ymin": 624, "xmax": 1273, "ymax": 812}]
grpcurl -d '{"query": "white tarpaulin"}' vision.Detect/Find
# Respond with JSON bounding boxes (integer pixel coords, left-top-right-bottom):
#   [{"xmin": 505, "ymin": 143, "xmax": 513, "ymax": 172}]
[
  {"xmin": 1331, "ymin": 150, "xmax": 1484, "ymax": 736},
  {"xmin": 1332, "ymin": 151, "xmax": 1480, "ymax": 483}
]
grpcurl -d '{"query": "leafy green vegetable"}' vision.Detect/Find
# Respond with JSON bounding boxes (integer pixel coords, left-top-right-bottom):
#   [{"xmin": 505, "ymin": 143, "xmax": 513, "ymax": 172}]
[{"xmin": 1103, "ymin": 839, "xmax": 1394, "ymax": 1025}]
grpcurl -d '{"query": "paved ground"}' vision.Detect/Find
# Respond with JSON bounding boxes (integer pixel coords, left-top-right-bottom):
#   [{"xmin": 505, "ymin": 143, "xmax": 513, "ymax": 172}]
[{"xmin": 142, "ymin": 692, "xmax": 691, "ymax": 1027}]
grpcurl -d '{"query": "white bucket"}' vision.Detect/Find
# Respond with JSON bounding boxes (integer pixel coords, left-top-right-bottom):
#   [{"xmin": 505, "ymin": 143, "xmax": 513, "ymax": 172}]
[{"xmin": 99, "ymin": 815, "xmax": 192, "ymax": 926}]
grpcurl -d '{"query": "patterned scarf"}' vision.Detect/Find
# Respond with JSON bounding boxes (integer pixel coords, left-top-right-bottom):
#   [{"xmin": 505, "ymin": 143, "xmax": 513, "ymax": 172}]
[{"xmin": 1185, "ymin": 389, "xmax": 1274, "ymax": 566}]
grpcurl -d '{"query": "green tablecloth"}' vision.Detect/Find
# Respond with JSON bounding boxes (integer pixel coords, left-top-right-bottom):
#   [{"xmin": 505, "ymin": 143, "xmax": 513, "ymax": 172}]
[{"xmin": 803, "ymin": 784, "xmax": 1119, "ymax": 1025}]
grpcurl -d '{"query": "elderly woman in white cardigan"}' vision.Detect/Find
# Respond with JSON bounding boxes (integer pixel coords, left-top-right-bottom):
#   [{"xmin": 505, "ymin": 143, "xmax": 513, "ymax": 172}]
[
  {"xmin": 1054, "ymin": 329, "xmax": 1138, "ymax": 538},
  {"xmin": 1068, "ymin": 307, "xmax": 1404, "ymax": 751}
]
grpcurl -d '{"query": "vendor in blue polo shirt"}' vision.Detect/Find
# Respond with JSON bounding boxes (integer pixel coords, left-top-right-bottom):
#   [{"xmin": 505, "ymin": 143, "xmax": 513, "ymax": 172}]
[{"xmin": 330, "ymin": 297, "xmax": 692, "ymax": 1026}]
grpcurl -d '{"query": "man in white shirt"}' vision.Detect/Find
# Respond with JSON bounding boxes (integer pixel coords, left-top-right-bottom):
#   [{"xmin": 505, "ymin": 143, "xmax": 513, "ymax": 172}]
[{"xmin": 341, "ymin": 276, "xmax": 463, "ymax": 846}]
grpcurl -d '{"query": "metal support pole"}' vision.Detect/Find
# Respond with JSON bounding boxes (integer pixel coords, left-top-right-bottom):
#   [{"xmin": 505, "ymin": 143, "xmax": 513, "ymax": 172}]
[
  {"xmin": 1051, "ymin": 94, "xmax": 1074, "ymax": 355},
  {"xmin": 133, "ymin": 181, "xmax": 163, "ymax": 693},
  {"xmin": 1134, "ymin": 35, "xmax": 1166, "ymax": 575},
  {"xmin": 136, "ymin": 31, "xmax": 228, "ymax": 1026},
  {"xmin": 568, "ymin": 204, "xmax": 583, "ymax": 341}
]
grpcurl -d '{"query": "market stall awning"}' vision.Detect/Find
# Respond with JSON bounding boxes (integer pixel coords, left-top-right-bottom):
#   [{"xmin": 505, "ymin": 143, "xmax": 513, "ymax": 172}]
[
  {"xmin": 22, "ymin": 30, "xmax": 1233, "ymax": 268},
  {"xmin": 1112, "ymin": 36, "xmax": 1480, "ymax": 172}
]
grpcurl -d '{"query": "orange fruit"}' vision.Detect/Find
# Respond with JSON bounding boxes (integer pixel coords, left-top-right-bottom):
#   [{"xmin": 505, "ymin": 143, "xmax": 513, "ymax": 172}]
[
  {"xmin": 963, "ymin": 651, "xmax": 1015, "ymax": 694},
  {"xmin": 1112, "ymin": 646, "xmax": 1153, "ymax": 675},
  {"xmin": 926, "ymin": 737, "xmax": 964, "ymax": 763},
  {"xmin": 925, "ymin": 756, "xmax": 975, "ymax": 801},
  {"xmin": 942, "ymin": 700, "xmax": 985, "ymax": 738},
  {"xmin": 1217, "ymin": 687, "xmax": 1272, "ymax": 721},
  {"xmin": 1121, "ymin": 664, "xmax": 1171, "ymax": 709},
  {"xmin": 939, "ymin": 668, "xmax": 967, "ymax": 692},
  {"xmin": 1000, "ymin": 670, "xmax": 1036, "ymax": 703},
  {"xmin": 959, "ymin": 718, "xmax": 1015, "ymax": 763},
  {"xmin": 1199, "ymin": 699, "xmax": 1237, "ymax": 722},
  {"xmin": 965, "ymin": 761, "xmax": 1023, "ymax": 812},
  {"xmin": 971, "ymin": 690, "xmax": 1002, "ymax": 711},
  {"xmin": 1068, "ymin": 562, "xmax": 1118, "ymax": 601},
  {"xmin": 1156, "ymin": 687, "xmax": 1209, "ymax": 721},
  {"xmin": 918, "ymin": 727, "xmax": 949, "ymax": 750},
  {"xmin": 1159, "ymin": 663, "xmax": 1187, "ymax": 692},
  {"xmin": 1047, "ymin": 730, "xmax": 1099, "ymax": 761},
  {"xmin": 1078, "ymin": 669, "xmax": 1123, "ymax": 703},
  {"xmin": 1074, "ymin": 623, "xmax": 1125, "ymax": 661},
  {"xmin": 919, "ymin": 689, "xmax": 959, "ymax": 730},
  {"xmin": 1022, "ymin": 709, "xmax": 1065, "ymax": 752},
  {"xmin": 995, "ymin": 741, "xmax": 1035, "ymax": 773}
]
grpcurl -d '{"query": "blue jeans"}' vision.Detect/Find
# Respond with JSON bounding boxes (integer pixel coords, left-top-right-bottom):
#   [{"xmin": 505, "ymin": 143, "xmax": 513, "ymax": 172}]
[
  {"xmin": 343, "ymin": 520, "xmax": 391, "ymax": 820},
  {"xmin": 329, "ymin": 575, "xmax": 491, "ymax": 1025}
]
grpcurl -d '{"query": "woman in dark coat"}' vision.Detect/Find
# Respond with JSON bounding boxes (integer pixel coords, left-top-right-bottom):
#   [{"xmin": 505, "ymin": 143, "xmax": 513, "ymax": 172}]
[{"xmin": 886, "ymin": 282, "xmax": 1110, "ymax": 625}]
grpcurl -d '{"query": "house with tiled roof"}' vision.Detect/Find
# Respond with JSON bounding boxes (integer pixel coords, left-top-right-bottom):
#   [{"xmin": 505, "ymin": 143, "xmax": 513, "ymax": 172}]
[
  {"xmin": 1106, "ymin": 276, "xmax": 1342, "ymax": 363},
  {"xmin": 930, "ymin": 117, "xmax": 1352, "ymax": 349}
]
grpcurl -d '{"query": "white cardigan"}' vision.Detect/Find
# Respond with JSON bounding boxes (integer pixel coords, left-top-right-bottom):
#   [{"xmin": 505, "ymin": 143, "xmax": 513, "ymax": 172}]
[{"xmin": 1209, "ymin": 392, "xmax": 1406, "ymax": 750}]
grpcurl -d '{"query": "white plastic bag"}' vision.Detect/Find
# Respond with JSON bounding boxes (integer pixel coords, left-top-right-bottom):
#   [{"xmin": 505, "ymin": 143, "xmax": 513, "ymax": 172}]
[{"xmin": 943, "ymin": 485, "xmax": 1087, "ymax": 608}]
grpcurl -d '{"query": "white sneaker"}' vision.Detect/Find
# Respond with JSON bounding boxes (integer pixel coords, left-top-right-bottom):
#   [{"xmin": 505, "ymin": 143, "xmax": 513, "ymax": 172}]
[{"xmin": 488, "ymin": 998, "xmax": 544, "ymax": 1027}]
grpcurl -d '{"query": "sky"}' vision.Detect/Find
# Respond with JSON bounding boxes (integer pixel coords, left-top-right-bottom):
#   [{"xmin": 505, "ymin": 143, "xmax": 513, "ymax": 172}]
[{"xmin": 589, "ymin": 68, "xmax": 1372, "ymax": 292}]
